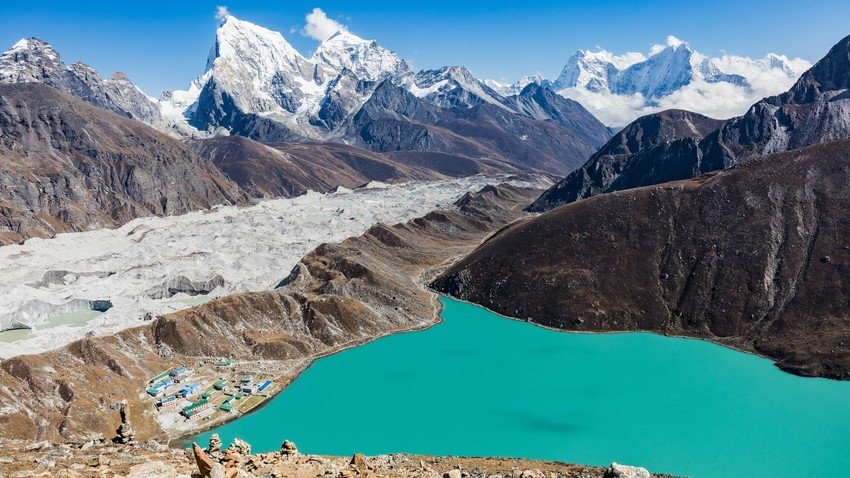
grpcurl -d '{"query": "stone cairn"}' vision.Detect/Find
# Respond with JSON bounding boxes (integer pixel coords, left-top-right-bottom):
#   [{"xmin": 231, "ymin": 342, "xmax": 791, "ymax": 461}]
[
  {"xmin": 207, "ymin": 433, "xmax": 223, "ymax": 460},
  {"xmin": 194, "ymin": 436, "xmax": 262, "ymax": 478},
  {"xmin": 280, "ymin": 440, "xmax": 299, "ymax": 460},
  {"xmin": 113, "ymin": 400, "xmax": 136, "ymax": 445}
]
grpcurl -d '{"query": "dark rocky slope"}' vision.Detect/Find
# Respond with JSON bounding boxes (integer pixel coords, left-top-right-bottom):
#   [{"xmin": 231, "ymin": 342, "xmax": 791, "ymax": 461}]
[
  {"xmin": 189, "ymin": 136, "xmax": 444, "ymax": 198},
  {"xmin": 529, "ymin": 110, "xmax": 723, "ymax": 210},
  {"xmin": 347, "ymin": 81, "xmax": 610, "ymax": 175},
  {"xmin": 434, "ymin": 139, "xmax": 850, "ymax": 379},
  {"xmin": 0, "ymin": 183, "xmax": 539, "ymax": 441},
  {"xmin": 532, "ymin": 33, "xmax": 850, "ymax": 212},
  {"xmin": 0, "ymin": 83, "xmax": 244, "ymax": 245}
]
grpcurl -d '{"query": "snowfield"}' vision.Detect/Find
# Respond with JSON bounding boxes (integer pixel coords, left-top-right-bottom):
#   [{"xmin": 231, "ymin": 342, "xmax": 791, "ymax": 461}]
[{"xmin": 0, "ymin": 177, "xmax": 519, "ymax": 359}]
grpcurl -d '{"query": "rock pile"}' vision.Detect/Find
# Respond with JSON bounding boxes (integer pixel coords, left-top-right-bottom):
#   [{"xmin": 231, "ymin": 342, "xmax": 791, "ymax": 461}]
[
  {"xmin": 208, "ymin": 433, "xmax": 223, "ymax": 459},
  {"xmin": 280, "ymin": 439, "xmax": 298, "ymax": 459},
  {"xmin": 113, "ymin": 400, "xmax": 136, "ymax": 445}
]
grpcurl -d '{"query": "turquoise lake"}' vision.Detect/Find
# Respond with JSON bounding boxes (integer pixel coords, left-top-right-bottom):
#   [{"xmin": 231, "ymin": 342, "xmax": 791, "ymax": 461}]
[{"xmin": 191, "ymin": 297, "xmax": 850, "ymax": 478}]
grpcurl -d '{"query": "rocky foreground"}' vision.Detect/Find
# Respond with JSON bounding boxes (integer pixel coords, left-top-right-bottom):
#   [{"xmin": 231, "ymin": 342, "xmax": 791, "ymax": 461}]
[{"xmin": 0, "ymin": 435, "xmax": 667, "ymax": 478}]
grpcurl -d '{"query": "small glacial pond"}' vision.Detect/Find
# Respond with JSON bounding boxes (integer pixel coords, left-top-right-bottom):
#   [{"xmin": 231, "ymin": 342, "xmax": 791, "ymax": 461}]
[
  {"xmin": 191, "ymin": 297, "xmax": 850, "ymax": 478},
  {"xmin": 0, "ymin": 310, "xmax": 102, "ymax": 342}
]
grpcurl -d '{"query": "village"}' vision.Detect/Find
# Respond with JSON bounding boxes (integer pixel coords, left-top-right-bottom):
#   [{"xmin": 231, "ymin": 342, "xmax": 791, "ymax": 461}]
[{"xmin": 143, "ymin": 357, "xmax": 284, "ymax": 434}]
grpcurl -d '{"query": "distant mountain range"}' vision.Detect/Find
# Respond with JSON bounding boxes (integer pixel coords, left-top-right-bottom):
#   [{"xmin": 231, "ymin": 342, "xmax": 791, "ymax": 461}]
[
  {"xmin": 0, "ymin": 17, "xmax": 810, "ymax": 136},
  {"xmin": 487, "ymin": 36, "xmax": 810, "ymax": 126},
  {"xmin": 0, "ymin": 15, "xmax": 826, "ymax": 244},
  {"xmin": 0, "ymin": 15, "xmax": 610, "ymax": 170}
]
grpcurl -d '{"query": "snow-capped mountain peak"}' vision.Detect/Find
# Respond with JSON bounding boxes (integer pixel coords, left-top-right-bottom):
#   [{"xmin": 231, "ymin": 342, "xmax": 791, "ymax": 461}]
[
  {"xmin": 0, "ymin": 37, "xmax": 164, "ymax": 128},
  {"xmin": 213, "ymin": 15, "xmax": 308, "ymax": 70},
  {"xmin": 208, "ymin": 14, "xmax": 313, "ymax": 94},
  {"xmin": 0, "ymin": 37, "xmax": 66, "ymax": 84},
  {"xmin": 552, "ymin": 48, "xmax": 647, "ymax": 93},
  {"xmin": 551, "ymin": 36, "xmax": 811, "ymax": 126},
  {"xmin": 411, "ymin": 65, "xmax": 506, "ymax": 109},
  {"xmin": 312, "ymin": 29, "xmax": 410, "ymax": 83},
  {"xmin": 483, "ymin": 74, "xmax": 549, "ymax": 96},
  {"xmin": 614, "ymin": 41, "xmax": 697, "ymax": 98}
]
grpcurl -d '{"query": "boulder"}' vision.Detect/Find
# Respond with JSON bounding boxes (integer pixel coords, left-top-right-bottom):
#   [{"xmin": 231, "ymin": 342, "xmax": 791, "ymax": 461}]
[
  {"xmin": 603, "ymin": 462, "xmax": 651, "ymax": 478},
  {"xmin": 125, "ymin": 461, "xmax": 177, "ymax": 478},
  {"xmin": 350, "ymin": 453, "xmax": 371, "ymax": 471},
  {"xmin": 192, "ymin": 443, "xmax": 214, "ymax": 478},
  {"xmin": 520, "ymin": 470, "xmax": 546, "ymax": 478},
  {"xmin": 210, "ymin": 463, "xmax": 226, "ymax": 478},
  {"xmin": 444, "ymin": 470, "xmax": 462, "ymax": 478}
]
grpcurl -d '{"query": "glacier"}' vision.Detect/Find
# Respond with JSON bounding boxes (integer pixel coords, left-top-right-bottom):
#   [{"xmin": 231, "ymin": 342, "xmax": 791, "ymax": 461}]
[{"xmin": 0, "ymin": 176, "xmax": 536, "ymax": 359}]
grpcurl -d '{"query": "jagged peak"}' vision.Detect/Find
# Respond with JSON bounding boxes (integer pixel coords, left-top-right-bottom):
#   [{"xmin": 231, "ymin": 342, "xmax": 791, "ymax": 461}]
[
  {"xmin": 2, "ymin": 37, "xmax": 61, "ymax": 59},
  {"xmin": 416, "ymin": 65, "xmax": 477, "ymax": 85},
  {"xmin": 323, "ymin": 29, "xmax": 369, "ymax": 45},
  {"xmin": 0, "ymin": 37, "xmax": 68, "ymax": 83},
  {"xmin": 211, "ymin": 14, "xmax": 306, "ymax": 67},
  {"xmin": 648, "ymin": 35, "xmax": 691, "ymax": 56},
  {"xmin": 312, "ymin": 29, "xmax": 408, "ymax": 83},
  {"xmin": 519, "ymin": 81, "xmax": 545, "ymax": 96}
]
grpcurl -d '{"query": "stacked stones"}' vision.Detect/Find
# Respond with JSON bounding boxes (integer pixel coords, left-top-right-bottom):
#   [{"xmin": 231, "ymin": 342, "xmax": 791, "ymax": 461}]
[{"xmin": 113, "ymin": 401, "xmax": 136, "ymax": 445}]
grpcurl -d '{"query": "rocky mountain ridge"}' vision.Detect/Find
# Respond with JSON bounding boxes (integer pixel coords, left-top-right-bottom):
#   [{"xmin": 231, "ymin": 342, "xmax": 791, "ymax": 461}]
[
  {"xmin": 435, "ymin": 138, "xmax": 850, "ymax": 380},
  {"xmin": 0, "ymin": 38, "xmax": 184, "ymax": 134},
  {"xmin": 188, "ymin": 136, "xmax": 445, "ymax": 198},
  {"xmin": 528, "ymin": 109, "xmax": 724, "ymax": 210},
  {"xmin": 0, "ymin": 83, "xmax": 245, "ymax": 245}
]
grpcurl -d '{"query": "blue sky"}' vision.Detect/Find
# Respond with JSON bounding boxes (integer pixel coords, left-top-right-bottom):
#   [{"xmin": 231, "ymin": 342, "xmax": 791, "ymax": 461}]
[{"xmin": 3, "ymin": 0, "xmax": 849, "ymax": 96}]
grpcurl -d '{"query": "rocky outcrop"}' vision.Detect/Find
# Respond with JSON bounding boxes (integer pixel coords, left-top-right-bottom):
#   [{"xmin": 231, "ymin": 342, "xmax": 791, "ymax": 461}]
[
  {"xmin": 0, "ymin": 182, "xmax": 540, "ymax": 442},
  {"xmin": 503, "ymin": 83, "xmax": 613, "ymax": 137},
  {"xmin": 434, "ymin": 139, "xmax": 850, "ymax": 379},
  {"xmin": 0, "ymin": 83, "xmax": 245, "ymax": 245},
  {"xmin": 147, "ymin": 275, "xmax": 227, "ymax": 300},
  {"xmin": 529, "ymin": 109, "xmax": 723, "ymax": 211}
]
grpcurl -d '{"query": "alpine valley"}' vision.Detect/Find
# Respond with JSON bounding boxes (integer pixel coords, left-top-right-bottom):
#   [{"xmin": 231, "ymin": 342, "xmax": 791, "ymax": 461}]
[{"xmin": 0, "ymin": 6, "xmax": 849, "ymax": 478}]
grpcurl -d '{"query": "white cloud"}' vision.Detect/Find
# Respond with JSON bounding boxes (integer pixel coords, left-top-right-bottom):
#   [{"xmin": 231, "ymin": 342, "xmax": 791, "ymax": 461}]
[
  {"xmin": 561, "ymin": 72, "xmax": 804, "ymax": 128},
  {"xmin": 215, "ymin": 6, "xmax": 230, "ymax": 21},
  {"xmin": 302, "ymin": 8, "xmax": 348, "ymax": 42},
  {"xmin": 649, "ymin": 35, "xmax": 686, "ymax": 55}
]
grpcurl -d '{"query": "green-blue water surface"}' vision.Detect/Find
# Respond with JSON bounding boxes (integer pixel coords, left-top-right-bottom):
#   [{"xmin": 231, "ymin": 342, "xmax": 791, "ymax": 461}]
[{"xmin": 192, "ymin": 297, "xmax": 850, "ymax": 477}]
